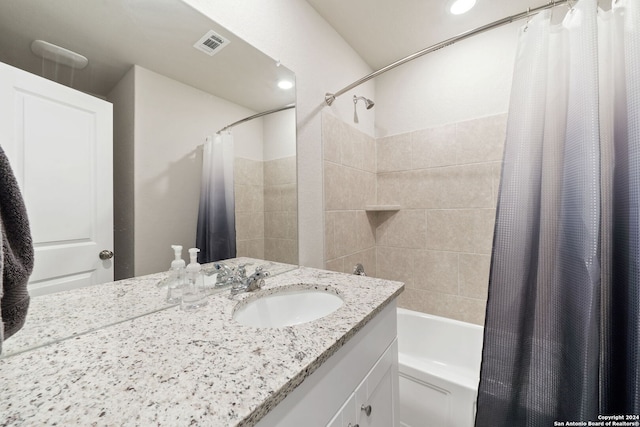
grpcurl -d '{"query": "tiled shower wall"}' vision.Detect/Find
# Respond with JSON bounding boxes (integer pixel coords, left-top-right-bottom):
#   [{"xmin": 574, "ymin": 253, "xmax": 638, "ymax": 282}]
[
  {"xmin": 322, "ymin": 111, "xmax": 507, "ymax": 325},
  {"xmin": 323, "ymin": 113, "xmax": 377, "ymax": 275},
  {"xmin": 235, "ymin": 156, "xmax": 298, "ymax": 264},
  {"xmin": 264, "ymin": 156, "xmax": 298, "ymax": 265},
  {"xmin": 235, "ymin": 158, "xmax": 265, "ymax": 259}
]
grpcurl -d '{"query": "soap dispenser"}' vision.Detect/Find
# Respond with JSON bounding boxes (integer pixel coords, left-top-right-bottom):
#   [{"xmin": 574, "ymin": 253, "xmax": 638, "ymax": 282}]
[
  {"xmin": 165, "ymin": 245, "xmax": 186, "ymax": 303},
  {"xmin": 181, "ymin": 248, "xmax": 208, "ymax": 310}
]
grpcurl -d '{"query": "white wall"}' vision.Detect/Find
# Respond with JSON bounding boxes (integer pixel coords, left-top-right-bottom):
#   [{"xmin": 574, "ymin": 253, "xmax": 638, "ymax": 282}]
[
  {"xmin": 263, "ymin": 108, "xmax": 296, "ymax": 161},
  {"xmin": 133, "ymin": 65, "xmax": 262, "ymax": 275},
  {"xmin": 375, "ymin": 21, "xmax": 521, "ymax": 137},
  {"xmin": 184, "ymin": 0, "xmax": 375, "ymax": 268}
]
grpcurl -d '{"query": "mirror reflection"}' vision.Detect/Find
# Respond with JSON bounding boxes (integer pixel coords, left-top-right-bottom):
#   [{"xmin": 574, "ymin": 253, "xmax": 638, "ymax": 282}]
[{"xmin": 0, "ymin": 0, "xmax": 297, "ymax": 357}]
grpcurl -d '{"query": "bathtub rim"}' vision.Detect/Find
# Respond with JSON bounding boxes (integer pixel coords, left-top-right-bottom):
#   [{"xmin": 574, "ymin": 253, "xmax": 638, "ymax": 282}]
[
  {"xmin": 396, "ymin": 307, "xmax": 484, "ymax": 331},
  {"xmin": 396, "ymin": 306, "xmax": 484, "ymax": 391}
]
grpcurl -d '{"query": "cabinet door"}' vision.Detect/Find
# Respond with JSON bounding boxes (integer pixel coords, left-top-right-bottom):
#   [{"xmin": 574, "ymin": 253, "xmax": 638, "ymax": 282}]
[
  {"xmin": 342, "ymin": 393, "xmax": 358, "ymax": 427},
  {"xmin": 356, "ymin": 340, "xmax": 398, "ymax": 427},
  {"xmin": 326, "ymin": 392, "xmax": 358, "ymax": 427},
  {"xmin": 327, "ymin": 410, "xmax": 342, "ymax": 427}
]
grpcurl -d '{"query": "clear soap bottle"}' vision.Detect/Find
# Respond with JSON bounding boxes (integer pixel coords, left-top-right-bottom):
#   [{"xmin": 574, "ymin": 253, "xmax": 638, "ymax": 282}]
[
  {"xmin": 165, "ymin": 245, "xmax": 186, "ymax": 304},
  {"xmin": 181, "ymin": 248, "xmax": 208, "ymax": 310}
]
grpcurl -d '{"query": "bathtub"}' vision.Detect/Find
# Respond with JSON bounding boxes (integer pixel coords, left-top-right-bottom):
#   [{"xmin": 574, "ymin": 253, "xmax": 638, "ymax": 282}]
[{"xmin": 397, "ymin": 308, "xmax": 484, "ymax": 427}]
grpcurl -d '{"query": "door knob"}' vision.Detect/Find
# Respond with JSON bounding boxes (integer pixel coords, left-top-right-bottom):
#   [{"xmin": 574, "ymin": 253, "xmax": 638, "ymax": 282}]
[
  {"xmin": 361, "ymin": 404, "xmax": 372, "ymax": 416},
  {"xmin": 99, "ymin": 250, "xmax": 114, "ymax": 260}
]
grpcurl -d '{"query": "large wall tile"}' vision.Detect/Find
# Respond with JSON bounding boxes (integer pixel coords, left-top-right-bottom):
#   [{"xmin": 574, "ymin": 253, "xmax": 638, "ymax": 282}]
[
  {"xmin": 456, "ymin": 114, "xmax": 507, "ymax": 165},
  {"xmin": 363, "ymin": 132, "xmax": 377, "ymax": 173},
  {"xmin": 264, "ymin": 156, "xmax": 296, "ymax": 186},
  {"xmin": 237, "ymin": 239, "xmax": 264, "ymax": 260},
  {"xmin": 411, "ymin": 123, "xmax": 457, "ymax": 169},
  {"xmin": 264, "ymin": 238, "xmax": 297, "ymax": 265},
  {"xmin": 377, "ymin": 171, "xmax": 423, "ymax": 208},
  {"xmin": 491, "ymin": 161, "xmax": 502, "ymax": 207},
  {"xmin": 264, "ymin": 211, "xmax": 288, "ymax": 239},
  {"xmin": 287, "ymin": 211, "xmax": 298, "ymax": 240},
  {"xmin": 322, "ymin": 112, "xmax": 344, "ymax": 164},
  {"xmin": 324, "ymin": 161, "xmax": 348, "ymax": 210},
  {"xmin": 235, "ymin": 157, "xmax": 263, "ymax": 186},
  {"xmin": 323, "ymin": 111, "xmax": 376, "ymax": 173},
  {"xmin": 421, "ymin": 164, "xmax": 494, "ymax": 209},
  {"xmin": 325, "ymin": 162, "xmax": 375, "ymax": 211},
  {"xmin": 263, "ymin": 185, "xmax": 281, "ymax": 212},
  {"xmin": 235, "ymin": 211, "xmax": 264, "ymax": 240},
  {"xmin": 376, "ymin": 246, "xmax": 414, "ymax": 287},
  {"xmin": 341, "ymin": 125, "xmax": 368, "ymax": 171},
  {"xmin": 335, "ymin": 210, "xmax": 359, "ymax": 258},
  {"xmin": 325, "ymin": 257, "xmax": 344, "ymax": 273},
  {"xmin": 376, "ymin": 209, "xmax": 426, "ymax": 249},
  {"xmin": 397, "ymin": 288, "xmax": 485, "ymax": 325},
  {"xmin": 235, "ymin": 184, "xmax": 264, "ymax": 213},
  {"xmin": 325, "ymin": 211, "xmax": 337, "ymax": 260},
  {"xmin": 356, "ymin": 211, "xmax": 376, "ymax": 251},
  {"xmin": 413, "ymin": 250, "xmax": 458, "ymax": 294},
  {"xmin": 281, "ymin": 183, "xmax": 297, "ymax": 212},
  {"xmin": 426, "ymin": 209, "xmax": 495, "ymax": 254},
  {"xmin": 377, "ymin": 133, "xmax": 411, "ymax": 173},
  {"xmin": 459, "ymin": 253, "xmax": 491, "ymax": 299},
  {"xmin": 343, "ymin": 167, "xmax": 376, "ymax": 210}
]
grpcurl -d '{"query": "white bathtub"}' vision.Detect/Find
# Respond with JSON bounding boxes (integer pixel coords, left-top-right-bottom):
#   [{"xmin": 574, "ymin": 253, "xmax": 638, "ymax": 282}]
[{"xmin": 397, "ymin": 308, "xmax": 484, "ymax": 427}]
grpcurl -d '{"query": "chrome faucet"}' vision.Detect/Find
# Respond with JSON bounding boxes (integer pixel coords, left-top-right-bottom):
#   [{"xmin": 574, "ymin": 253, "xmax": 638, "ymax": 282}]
[
  {"xmin": 353, "ymin": 263, "xmax": 366, "ymax": 276},
  {"xmin": 203, "ymin": 262, "xmax": 236, "ymax": 288},
  {"xmin": 230, "ymin": 266, "xmax": 270, "ymax": 296}
]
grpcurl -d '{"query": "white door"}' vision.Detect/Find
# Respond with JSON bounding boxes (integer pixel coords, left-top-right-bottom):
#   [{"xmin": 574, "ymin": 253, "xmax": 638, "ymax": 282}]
[{"xmin": 0, "ymin": 61, "xmax": 113, "ymax": 296}]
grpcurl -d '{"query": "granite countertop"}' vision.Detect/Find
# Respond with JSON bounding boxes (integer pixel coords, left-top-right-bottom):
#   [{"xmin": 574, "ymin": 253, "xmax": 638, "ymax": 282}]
[
  {"xmin": 0, "ymin": 259, "xmax": 403, "ymax": 426},
  {"xmin": 2, "ymin": 258, "xmax": 294, "ymax": 357}
]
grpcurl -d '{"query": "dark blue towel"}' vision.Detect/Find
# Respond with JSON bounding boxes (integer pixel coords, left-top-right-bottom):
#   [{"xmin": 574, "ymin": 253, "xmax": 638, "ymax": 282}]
[{"xmin": 0, "ymin": 145, "xmax": 33, "ymax": 353}]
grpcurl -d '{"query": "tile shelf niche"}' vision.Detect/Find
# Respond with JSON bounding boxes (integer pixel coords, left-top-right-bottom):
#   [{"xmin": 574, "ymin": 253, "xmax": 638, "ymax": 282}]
[{"xmin": 364, "ymin": 205, "xmax": 402, "ymax": 212}]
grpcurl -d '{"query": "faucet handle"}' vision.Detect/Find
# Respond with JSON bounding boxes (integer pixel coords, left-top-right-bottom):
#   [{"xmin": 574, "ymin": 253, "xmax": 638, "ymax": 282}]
[
  {"xmin": 252, "ymin": 266, "xmax": 270, "ymax": 279},
  {"xmin": 236, "ymin": 264, "xmax": 248, "ymax": 279},
  {"xmin": 245, "ymin": 266, "xmax": 270, "ymax": 292}
]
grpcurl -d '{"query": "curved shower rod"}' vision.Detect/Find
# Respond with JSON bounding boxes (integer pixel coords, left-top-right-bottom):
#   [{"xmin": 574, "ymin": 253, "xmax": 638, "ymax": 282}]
[
  {"xmin": 324, "ymin": 0, "xmax": 570, "ymax": 106},
  {"xmin": 217, "ymin": 103, "xmax": 295, "ymax": 133}
]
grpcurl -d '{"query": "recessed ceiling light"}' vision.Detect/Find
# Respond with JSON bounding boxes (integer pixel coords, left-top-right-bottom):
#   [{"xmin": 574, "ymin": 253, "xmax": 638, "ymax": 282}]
[
  {"xmin": 277, "ymin": 80, "xmax": 294, "ymax": 90},
  {"xmin": 450, "ymin": 0, "xmax": 476, "ymax": 15}
]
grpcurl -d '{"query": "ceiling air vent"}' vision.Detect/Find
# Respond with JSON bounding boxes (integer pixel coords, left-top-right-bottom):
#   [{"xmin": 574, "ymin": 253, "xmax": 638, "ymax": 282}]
[{"xmin": 193, "ymin": 30, "xmax": 230, "ymax": 56}]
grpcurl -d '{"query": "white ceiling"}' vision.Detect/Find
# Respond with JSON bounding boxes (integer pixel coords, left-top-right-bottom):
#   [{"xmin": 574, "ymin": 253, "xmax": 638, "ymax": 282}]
[
  {"xmin": 0, "ymin": 0, "xmax": 295, "ymax": 112},
  {"xmin": 305, "ymin": 0, "xmax": 560, "ymax": 70}
]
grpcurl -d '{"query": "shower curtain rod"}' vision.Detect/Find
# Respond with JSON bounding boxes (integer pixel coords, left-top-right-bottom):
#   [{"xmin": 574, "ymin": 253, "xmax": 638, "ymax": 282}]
[
  {"xmin": 217, "ymin": 103, "xmax": 295, "ymax": 133},
  {"xmin": 324, "ymin": 0, "xmax": 570, "ymax": 106}
]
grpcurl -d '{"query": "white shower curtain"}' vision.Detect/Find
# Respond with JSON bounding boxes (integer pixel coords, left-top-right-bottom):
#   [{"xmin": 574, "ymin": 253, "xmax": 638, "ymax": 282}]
[
  {"xmin": 476, "ymin": 0, "xmax": 640, "ymax": 424},
  {"xmin": 196, "ymin": 132, "xmax": 236, "ymax": 263}
]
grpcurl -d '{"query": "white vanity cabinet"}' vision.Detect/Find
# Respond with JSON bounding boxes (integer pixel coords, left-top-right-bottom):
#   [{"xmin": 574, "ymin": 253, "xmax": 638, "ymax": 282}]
[
  {"xmin": 354, "ymin": 340, "xmax": 397, "ymax": 427},
  {"xmin": 255, "ymin": 300, "xmax": 400, "ymax": 427},
  {"xmin": 327, "ymin": 339, "xmax": 398, "ymax": 427},
  {"xmin": 327, "ymin": 393, "xmax": 358, "ymax": 427}
]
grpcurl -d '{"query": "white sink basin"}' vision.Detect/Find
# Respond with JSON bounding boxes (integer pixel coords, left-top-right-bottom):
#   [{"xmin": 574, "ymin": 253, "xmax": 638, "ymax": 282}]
[{"xmin": 233, "ymin": 287, "xmax": 343, "ymax": 328}]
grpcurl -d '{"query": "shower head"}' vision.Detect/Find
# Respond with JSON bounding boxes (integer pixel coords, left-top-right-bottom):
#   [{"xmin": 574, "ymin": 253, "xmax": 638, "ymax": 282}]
[
  {"xmin": 353, "ymin": 95, "xmax": 374, "ymax": 124},
  {"xmin": 354, "ymin": 95, "xmax": 375, "ymax": 109}
]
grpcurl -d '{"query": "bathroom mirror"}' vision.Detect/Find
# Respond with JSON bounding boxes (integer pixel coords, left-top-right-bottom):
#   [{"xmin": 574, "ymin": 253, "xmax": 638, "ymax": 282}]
[{"xmin": 0, "ymin": 0, "xmax": 297, "ymax": 356}]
